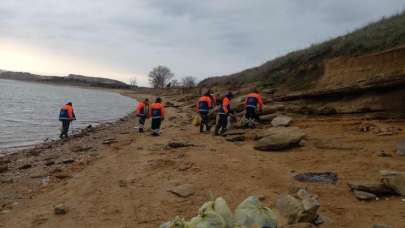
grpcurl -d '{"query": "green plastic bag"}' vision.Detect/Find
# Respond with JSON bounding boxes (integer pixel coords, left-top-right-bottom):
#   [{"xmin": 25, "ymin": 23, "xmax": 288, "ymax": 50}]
[
  {"xmin": 160, "ymin": 217, "xmax": 190, "ymax": 228},
  {"xmin": 197, "ymin": 197, "xmax": 234, "ymax": 228},
  {"xmin": 189, "ymin": 206, "xmax": 227, "ymax": 228},
  {"xmin": 234, "ymin": 196, "xmax": 278, "ymax": 228}
]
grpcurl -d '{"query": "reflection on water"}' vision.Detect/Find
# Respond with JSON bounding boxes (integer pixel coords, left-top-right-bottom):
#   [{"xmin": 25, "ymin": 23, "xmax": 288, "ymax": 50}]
[{"xmin": 0, "ymin": 79, "xmax": 136, "ymax": 151}]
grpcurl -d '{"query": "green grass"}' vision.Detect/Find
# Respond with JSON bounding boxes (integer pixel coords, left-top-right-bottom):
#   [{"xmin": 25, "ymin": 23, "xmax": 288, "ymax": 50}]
[{"xmin": 200, "ymin": 11, "xmax": 405, "ymax": 92}]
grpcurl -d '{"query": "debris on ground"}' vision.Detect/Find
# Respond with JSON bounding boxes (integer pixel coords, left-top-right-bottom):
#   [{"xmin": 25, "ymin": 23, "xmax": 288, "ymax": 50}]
[
  {"xmin": 54, "ymin": 204, "xmax": 67, "ymax": 215},
  {"xmin": 166, "ymin": 141, "xmax": 195, "ymax": 149},
  {"xmin": 294, "ymin": 172, "xmax": 338, "ymax": 184}
]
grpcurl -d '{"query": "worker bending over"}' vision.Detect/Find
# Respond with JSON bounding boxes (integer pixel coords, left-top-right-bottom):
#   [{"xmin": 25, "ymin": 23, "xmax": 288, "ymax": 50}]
[
  {"xmin": 245, "ymin": 89, "xmax": 263, "ymax": 128},
  {"xmin": 149, "ymin": 97, "xmax": 165, "ymax": 136},
  {"xmin": 215, "ymin": 92, "xmax": 233, "ymax": 136}
]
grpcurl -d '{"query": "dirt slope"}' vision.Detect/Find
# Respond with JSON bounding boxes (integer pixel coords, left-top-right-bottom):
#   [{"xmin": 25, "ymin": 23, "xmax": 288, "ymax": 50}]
[{"xmin": 1, "ymin": 94, "xmax": 405, "ymax": 228}]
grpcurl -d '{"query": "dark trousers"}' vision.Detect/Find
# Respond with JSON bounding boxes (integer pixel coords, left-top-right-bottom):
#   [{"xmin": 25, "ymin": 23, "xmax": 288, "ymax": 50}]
[
  {"xmin": 215, "ymin": 114, "xmax": 228, "ymax": 135},
  {"xmin": 60, "ymin": 120, "xmax": 71, "ymax": 138},
  {"xmin": 199, "ymin": 111, "xmax": 210, "ymax": 132},
  {"xmin": 245, "ymin": 107, "xmax": 258, "ymax": 128},
  {"xmin": 151, "ymin": 118, "xmax": 161, "ymax": 135},
  {"xmin": 138, "ymin": 116, "xmax": 146, "ymax": 132}
]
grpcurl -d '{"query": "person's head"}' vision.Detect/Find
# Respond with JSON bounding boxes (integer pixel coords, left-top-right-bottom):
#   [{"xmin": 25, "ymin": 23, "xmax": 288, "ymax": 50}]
[
  {"xmin": 225, "ymin": 92, "xmax": 233, "ymax": 99},
  {"xmin": 204, "ymin": 91, "xmax": 211, "ymax": 97},
  {"xmin": 155, "ymin": 97, "xmax": 162, "ymax": 103},
  {"xmin": 67, "ymin": 102, "xmax": 73, "ymax": 106},
  {"xmin": 252, "ymin": 87, "xmax": 260, "ymax": 94},
  {"xmin": 144, "ymin": 98, "xmax": 149, "ymax": 104}
]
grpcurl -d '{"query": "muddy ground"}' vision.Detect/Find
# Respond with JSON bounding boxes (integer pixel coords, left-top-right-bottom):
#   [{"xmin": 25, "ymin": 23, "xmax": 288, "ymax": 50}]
[{"xmin": 0, "ymin": 91, "xmax": 405, "ymax": 228}]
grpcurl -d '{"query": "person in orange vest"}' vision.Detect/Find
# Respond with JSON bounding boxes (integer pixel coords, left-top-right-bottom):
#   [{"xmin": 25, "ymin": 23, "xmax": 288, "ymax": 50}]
[
  {"xmin": 245, "ymin": 89, "xmax": 263, "ymax": 128},
  {"xmin": 136, "ymin": 98, "xmax": 149, "ymax": 133},
  {"xmin": 58, "ymin": 102, "xmax": 76, "ymax": 139},
  {"xmin": 215, "ymin": 92, "xmax": 233, "ymax": 135},
  {"xmin": 197, "ymin": 91, "xmax": 212, "ymax": 133},
  {"xmin": 149, "ymin": 97, "xmax": 165, "ymax": 136}
]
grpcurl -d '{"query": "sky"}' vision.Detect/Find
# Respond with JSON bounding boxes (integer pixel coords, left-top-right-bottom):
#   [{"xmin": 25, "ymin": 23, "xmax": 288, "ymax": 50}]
[{"xmin": 0, "ymin": 1, "xmax": 404, "ymax": 86}]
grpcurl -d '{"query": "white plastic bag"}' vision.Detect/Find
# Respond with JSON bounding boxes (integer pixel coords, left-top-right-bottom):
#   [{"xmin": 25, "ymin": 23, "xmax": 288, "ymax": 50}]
[{"xmin": 234, "ymin": 196, "xmax": 277, "ymax": 228}]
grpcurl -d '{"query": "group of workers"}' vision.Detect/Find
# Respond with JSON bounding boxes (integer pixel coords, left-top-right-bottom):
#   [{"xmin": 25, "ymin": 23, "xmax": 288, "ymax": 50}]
[
  {"xmin": 197, "ymin": 89, "xmax": 263, "ymax": 135},
  {"xmin": 58, "ymin": 88, "xmax": 263, "ymax": 138}
]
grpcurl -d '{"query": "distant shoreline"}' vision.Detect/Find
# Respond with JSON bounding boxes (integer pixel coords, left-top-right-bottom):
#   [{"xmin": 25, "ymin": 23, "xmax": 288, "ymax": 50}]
[{"xmin": 0, "ymin": 80, "xmax": 142, "ymax": 154}]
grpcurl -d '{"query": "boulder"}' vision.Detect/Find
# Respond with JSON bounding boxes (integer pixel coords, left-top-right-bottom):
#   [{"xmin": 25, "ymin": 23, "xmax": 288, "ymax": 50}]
[
  {"xmin": 255, "ymin": 127, "xmax": 306, "ymax": 151},
  {"xmin": 271, "ymin": 115, "xmax": 293, "ymax": 127},
  {"xmin": 259, "ymin": 114, "xmax": 278, "ymax": 122},
  {"xmin": 294, "ymin": 172, "xmax": 338, "ymax": 184},
  {"xmin": 380, "ymin": 170, "xmax": 405, "ymax": 196},
  {"xmin": 167, "ymin": 184, "xmax": 195, "ymax": 198},
  {"xmin": 221, "ymin": 129, "xmax": 246, "ymax": 137},
  {"xmin": 275, "ymin": 194, "xmax": 319, "ymax": 225},
  {"xmin": 352, "ymin": 190, "xmax": 376, "ymax": 200},
  {"xmin": 347, "ymin": 180, "xmax": 395, "ymax": 195},
  {"xmin": 396, "ymin": 140, "xmax": 405, "ymax": 156},
  {"xmin": 225, "ymin": 135, "xmax": 245, "ymax": 142}
]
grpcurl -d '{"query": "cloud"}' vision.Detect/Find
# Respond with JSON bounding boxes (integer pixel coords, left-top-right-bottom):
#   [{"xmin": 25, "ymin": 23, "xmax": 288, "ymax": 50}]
[{"xmin": 0, "ymin": 0, "xmax": 404, "ymax": 86}]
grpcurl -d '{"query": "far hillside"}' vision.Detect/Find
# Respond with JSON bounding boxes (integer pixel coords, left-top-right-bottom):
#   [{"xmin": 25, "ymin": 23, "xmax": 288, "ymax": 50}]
[
  {"xmin": 0, "ymin": 71, "xmax": 131, "ymax": 89},
  {"xmin": 200, "ymin": 11, "xmax": 405, "ymax": 117}
]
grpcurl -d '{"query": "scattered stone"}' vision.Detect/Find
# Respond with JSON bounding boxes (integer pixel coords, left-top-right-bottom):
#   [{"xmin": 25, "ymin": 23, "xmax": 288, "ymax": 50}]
[
  {"xmin": 259, "ymin": 113, "xmax": 278, "ymax": 122},
  {"xmin": 45, "ymin": 161, "xmax": 55, "ymax": 166},
  {"xmin": 102, "ymin": 138, "xmax": 117, "ymax": 145},
  {"xmin": 352, "ymin": 190, "xmax": 377, "ymax": 200},
  {"xmin": 71, "ymin": 146, "xmax": 93, "ymax": 152},
  {"xmin": 166, "ymin": 142, "xmax": 194, "ymax": 149},
  {"xmin": 167, "ymin": 184, "xmax": 195, "ymax": 198},
  {"xmin": 54, "ymin": 204, "xmax": 67, "ymax": 215},
  {"xmin": 347, "ymin": 180, "xmax": 395, "ymax": 195},
  {"xmin": 54, "ymin": 174, "xmax": 73, "ymax": 179},
  {"xmin": 18, "ymin": 164, "xmax": 32, "ymax": 170},
  {"xmin": 275, "ymin": 193, "xmax": 319, "ymax": 224},
  {"xmin": 225, "ymin": 135, "xmax": 246, "ymax": 142},
  {"xmin": 118, "ymin": 180, "xmax": 128, "ymax": 187},
  {"xmin": 377, "ymin": 150, "xmax": 392, "ymax": 157},
  {"xmin": 62, "ymin": 159, "xmax": 75, "ymax": 164},
  {"xmin": 271, "ymin": 115, "xmax": 293, "ymax": 127},
  {"xmin": 294, "ymin": 172, "xmax": 338, "ymax": 184},
  {"xmin": 221, "ymin": 129, "xmax": 246, "ymax": 137},
  {"xmin": 254, "ymin": 127, "xmax": 306, "ymax": 151},
  {"xmin": 396, "ymin": 140, "xmax": 405, "ymax": 156},
  {"xmin": 0, "ymin": 165, "xmax": 8, "ymax": 173},
  {"xmin": 380, "ymin": 170, "xmax": 405, "ymax": 196}
]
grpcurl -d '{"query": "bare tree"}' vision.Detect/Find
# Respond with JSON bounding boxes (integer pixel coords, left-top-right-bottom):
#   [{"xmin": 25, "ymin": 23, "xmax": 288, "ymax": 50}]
[
  {"xmin": 148, "ymin": 65, "xmax": 174, "ymax": 88},
  {"xmin": 129, "ymin": 77, "xmax": 137, "ymax": 87},
  {"xmin": 170, "ymin": 79, "xmax": 179, "ymax": 87},
  {"xmin": 182, "ymin": 76, "xmax": 197, "ymax": 88}
]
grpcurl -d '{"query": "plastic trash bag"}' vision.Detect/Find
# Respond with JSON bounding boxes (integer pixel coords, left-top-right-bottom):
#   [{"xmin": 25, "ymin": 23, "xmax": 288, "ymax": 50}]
[
  {"xmin": 192, "ymin": 115, "xmax": 201, "ymax": 126},
  {"xmin": 189, "ymin": 201, "xmax": 227, "ymax": 228},
  {"xmin": 160, "ymin": 217, "xmax": 190, "ymax": 228},
  {"xmin": 234, "ymin": 196, "xmax": 278, "ymax": 228},
  {"xmin": 197, "ymin": 197, "xmax": 234, "ymax": 228}
]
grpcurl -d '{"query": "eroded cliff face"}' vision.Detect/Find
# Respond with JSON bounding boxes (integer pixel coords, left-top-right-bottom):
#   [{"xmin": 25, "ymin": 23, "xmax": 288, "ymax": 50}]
[{"xmin": 273, "ymin": 46, "xmax": 405, "ymax": 117}]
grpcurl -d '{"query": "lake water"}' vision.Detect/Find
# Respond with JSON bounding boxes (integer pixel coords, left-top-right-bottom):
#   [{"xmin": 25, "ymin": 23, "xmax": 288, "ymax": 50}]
[{"xmin": 0, "ymin": 79, "xmax": 137, "ymax": 151}]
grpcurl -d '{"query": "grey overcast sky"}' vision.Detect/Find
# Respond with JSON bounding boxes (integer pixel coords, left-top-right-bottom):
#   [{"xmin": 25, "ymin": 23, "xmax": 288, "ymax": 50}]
[{"xmin": 0, "ymin": 1, "xmax": 404, "ymax": 86}]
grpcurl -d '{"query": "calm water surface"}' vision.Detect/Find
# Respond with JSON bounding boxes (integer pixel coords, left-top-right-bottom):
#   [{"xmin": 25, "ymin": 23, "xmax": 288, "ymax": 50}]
[{"xmin": 0, "ymin": 79, "xmax": 137, "ymax": 151}]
